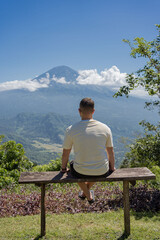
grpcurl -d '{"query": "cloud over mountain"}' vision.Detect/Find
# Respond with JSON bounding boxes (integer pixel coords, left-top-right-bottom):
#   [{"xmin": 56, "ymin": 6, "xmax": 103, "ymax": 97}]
[
  {"xmin": 0, "ymin": 75, "xmax": 68, "ymax": 92},
  {"xmin": 0, "ymin": 66, "xmax": 126, "ymax": 91},
  {"xmin": 77, "ymin": 66, "xmax": 127, "ymax": 87},
  {"xmin": 0, "ymin": 78, "xmax": 49, "ymax": 92},
  {"xmin": 0, "ymin": 65, "xmax": 148, "ymax": 98},
  {"xmin": 76, "ymin": 66, "xmax": 149, "ymax": 98}
]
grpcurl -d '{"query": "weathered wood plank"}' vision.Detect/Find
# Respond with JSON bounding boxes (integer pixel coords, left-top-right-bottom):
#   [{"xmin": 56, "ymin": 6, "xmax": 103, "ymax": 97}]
[
  {"xmin": 123, "ymin": 181, "xmax": 130, "ymax": 236},
  {"xmin": 41, "ymin": 184, "xmax": 46, "ymax": 237},
  {"xmin": 19, "ymin": 167, "xmax": 155, "ymax": 184}
]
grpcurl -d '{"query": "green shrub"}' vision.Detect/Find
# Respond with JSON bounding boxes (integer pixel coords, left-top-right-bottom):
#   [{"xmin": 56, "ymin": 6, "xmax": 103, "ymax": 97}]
[
  {"xmin": 0, "ymin": 167, "xmax": 16, "ymax": 188},
  {"xmin": 0, "ymin": 135, "xmax": 33, "ymax": 188},
  {"xmin": 32, "ymin": 157, "xmax": 61, "ymax": 172},
  {"xmin": 149, "ymin": 165, "xmax": 160, "ymax": 189}
]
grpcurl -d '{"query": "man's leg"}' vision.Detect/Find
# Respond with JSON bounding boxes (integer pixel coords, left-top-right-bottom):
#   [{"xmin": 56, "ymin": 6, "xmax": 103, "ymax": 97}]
[
  {"xmin": 78, "ymin": 182, "xmax": 92, "ymax": 200},
  {"xmin": 78, "ymin": 182, "xmax": 95, "ymax": 200},
  {"xmin": 86, "ymin": 182, "xmax": 95, "ymax": 190}
]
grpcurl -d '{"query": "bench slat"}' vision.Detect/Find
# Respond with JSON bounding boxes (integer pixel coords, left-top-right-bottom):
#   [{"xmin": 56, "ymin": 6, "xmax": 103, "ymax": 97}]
[{"xmin": 19, "ymin": 167, "xmax": 155, "ymax": 184}]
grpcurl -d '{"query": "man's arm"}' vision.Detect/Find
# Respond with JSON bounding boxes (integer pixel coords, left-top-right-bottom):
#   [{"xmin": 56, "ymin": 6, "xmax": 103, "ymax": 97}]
[
  {"xmin": 106, "ymin": 147, "xmax": 116, "ymax": 172},
  {"xmin": 61, "ymin": 148, "xmax": 71, "ymax": 172}
]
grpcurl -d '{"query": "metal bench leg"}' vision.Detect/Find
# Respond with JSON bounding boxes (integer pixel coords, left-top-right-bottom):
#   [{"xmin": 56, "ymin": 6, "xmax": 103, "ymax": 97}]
[
  {"xmin": 123, "ymin": 180, "xmax": 130, "ymax": 236},
  {"xmin": 41, "ymin": 184, "xmax": 46, "ymax": 237}
]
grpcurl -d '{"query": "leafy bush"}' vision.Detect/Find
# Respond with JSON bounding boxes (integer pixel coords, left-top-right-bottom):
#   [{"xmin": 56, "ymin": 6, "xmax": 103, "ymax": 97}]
[
  {"xmin": 120, "ymin": 122, "xmax": 160, "ymax": 189},
  {"xmin": 0, "ymin": 183, "xmax": 159, "ymax": 217},
  {"xmin": 0, "ymin": 134, "xmax": 62, "ymax": 188},
  {"xmin": 0, "ymin": 135, "xmax": 33, "ymax": 188},
  {"xmin": 121, "ymin": 122, "xmax": 160, "ymax": 169},
  {"xmin": 32, "ymin": 156, "xmax": 61, "ymax": 172},
  {"xmin": 0, "ymin": 167, "xmax": 14, "ymax": 188},
  {"xmin": 149, "ymin": 165, "xmax": 160, "ymax": 189}
]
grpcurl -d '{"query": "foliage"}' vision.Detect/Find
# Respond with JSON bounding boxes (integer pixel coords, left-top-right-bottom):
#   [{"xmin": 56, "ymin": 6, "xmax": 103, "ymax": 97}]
[
  {"xmin": 32, "ymin": 156, "xmax": 62, "ymax": 172},
  {"xmin": 0, "ymin": 183, "xmax": 159, "ymax": 218},
  {"xmin": 150, "ymin": 165, "xmax": 160, "ymax": 189},
  {"xmin": 113, "ymin": 25, "xmax": 160, "ymax": 187},
  {"xmin": 0, "ymin": 133, "xmax": 62, "ymax": 188},
  {"xmin": 0, "ymin": 135, "xmax": 33, "ymax": 188},
  {"xmin": 121, "ymin": 122, "xmax": 160, "ymax": 169},
  {"xmin": 114, "ymin": 24, "xmax": 160, "ymax": 112},
  {"xmin": 120, "ymin": 121, "xmax": 160, "ymax": 188}
]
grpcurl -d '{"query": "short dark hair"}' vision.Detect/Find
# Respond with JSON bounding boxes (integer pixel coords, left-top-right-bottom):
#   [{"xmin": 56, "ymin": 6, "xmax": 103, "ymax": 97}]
[{"xmin": 79, "ymin": 98, "xmax": 94, "ymax": 113}]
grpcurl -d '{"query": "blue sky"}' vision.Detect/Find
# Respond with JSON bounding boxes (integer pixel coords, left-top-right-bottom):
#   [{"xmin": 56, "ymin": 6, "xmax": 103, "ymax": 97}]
[{"xmin": 0, "ymin": 0, "xmax": 160, "ymax": 83}]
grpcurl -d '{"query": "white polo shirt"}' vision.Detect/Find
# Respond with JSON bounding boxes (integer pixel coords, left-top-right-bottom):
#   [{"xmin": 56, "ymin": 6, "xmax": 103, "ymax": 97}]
[{"xmin": 63, "ymin": 119, "xmax": 113, "ymax": 175}]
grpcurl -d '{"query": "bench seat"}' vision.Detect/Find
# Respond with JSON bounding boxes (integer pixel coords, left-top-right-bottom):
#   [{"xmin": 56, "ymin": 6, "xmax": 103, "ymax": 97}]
[{"xmin": 19, "ymin": 167, "xmax": 155, "ymax": 184}]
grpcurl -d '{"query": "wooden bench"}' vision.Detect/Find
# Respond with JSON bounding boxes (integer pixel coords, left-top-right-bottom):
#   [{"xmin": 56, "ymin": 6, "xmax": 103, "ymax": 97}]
[{"xmin": 19, "ymin": 167, "xmax": 155, "ymax": 237}]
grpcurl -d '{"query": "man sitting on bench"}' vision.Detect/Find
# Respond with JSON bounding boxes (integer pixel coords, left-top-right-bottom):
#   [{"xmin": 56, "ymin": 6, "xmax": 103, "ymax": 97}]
[{"xmin": 61, "ymin": 97, "xmax": 115, "ymax": 204}]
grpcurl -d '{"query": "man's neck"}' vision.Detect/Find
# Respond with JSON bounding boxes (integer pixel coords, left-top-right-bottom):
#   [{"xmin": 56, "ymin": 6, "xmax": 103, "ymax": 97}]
[{"xmin": 81, "ymin": 116, "xmax": 93, "ymax": 120}]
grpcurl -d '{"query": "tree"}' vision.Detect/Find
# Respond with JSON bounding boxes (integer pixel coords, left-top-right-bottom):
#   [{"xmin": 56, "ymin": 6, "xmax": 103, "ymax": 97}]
[
  {"xmin": 121, "ymin": 122, "xmax": 160, "ymax": 168},
  {"xmin": 0, "ymin": 135, "xmax": 33, "ymax": 188},
  {"xmin": 114, "ymin": 25, "xmax": 160, "ymax": 177},
  {"xmin": 114, "ymin": 24, "xmax": 160, "ymax": 113}
]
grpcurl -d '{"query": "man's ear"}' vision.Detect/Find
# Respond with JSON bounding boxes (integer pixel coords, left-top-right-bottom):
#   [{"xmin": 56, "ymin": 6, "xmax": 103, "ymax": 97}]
[{"xmin": 78, "ymin": 108, "xmax": 82, "ymax": 116}]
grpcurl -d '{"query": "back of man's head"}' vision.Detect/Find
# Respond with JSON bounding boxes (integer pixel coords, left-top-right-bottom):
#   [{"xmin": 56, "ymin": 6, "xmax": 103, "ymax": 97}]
[{"xmin": 79, "ymin": 98, "xmax": 94, "ymax": 113}]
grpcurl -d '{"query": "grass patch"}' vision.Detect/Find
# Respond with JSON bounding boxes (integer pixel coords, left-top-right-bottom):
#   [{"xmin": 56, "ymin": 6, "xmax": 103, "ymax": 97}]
[{"xmin": 0, "ymin": 210, "xmax": 159, "ymax": 239}]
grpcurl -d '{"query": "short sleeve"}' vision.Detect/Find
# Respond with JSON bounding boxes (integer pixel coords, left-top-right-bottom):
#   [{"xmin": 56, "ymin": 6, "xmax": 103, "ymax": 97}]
[
  {"xmin": 106, "ymin": 128, "xmax": 113, "ymax": 147},
  {"xmin": 62, "ymin": 126, "xmax": 73, "ymax": 149}
]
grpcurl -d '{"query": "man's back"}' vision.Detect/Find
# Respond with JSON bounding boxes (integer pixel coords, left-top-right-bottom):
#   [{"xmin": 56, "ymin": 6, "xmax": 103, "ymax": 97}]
[{"xmin": 63, "ymin": 119, "xmax": 113, "ymax": 175}]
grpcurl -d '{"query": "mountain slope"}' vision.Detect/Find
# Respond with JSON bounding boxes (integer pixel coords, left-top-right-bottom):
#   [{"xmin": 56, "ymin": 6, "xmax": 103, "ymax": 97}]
[
  {"xmin": 0, "ymin": 112, "xmax": 76, "ymax": 164},
  {"xmin": 0, "ymin": 112, "xmax": 134, "ymax": 166},
  {"xmin": 34, "ymin": 65, "xmax": 79, "ymax": 83}
]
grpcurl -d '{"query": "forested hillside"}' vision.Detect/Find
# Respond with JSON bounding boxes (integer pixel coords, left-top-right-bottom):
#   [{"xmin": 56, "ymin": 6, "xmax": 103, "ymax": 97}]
[
  {"xmin": 0, "ymin": 112, "xmax": 145, "ymax": 166},
  {"xmin": 0, "ymin": 113, "xmax": 76, "ymax": 164}
]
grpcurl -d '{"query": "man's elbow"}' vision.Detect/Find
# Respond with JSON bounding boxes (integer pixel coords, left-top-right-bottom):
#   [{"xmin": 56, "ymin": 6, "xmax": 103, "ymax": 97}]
[{"xmin": 106, "ymin": 147, "xmax": 114, "ymax": 154}]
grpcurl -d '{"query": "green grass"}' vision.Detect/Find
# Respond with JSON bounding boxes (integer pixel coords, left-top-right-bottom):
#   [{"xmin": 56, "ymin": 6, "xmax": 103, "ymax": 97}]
[{"xmin": 0, "ymin": 210, "xmax": 159, "ymax": 240}]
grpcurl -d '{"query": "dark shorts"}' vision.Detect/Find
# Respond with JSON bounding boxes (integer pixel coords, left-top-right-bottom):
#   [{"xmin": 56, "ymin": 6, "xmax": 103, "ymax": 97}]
[{"xmin": 70, "ymin": 161, "xmax": 112, "ymax": 178}]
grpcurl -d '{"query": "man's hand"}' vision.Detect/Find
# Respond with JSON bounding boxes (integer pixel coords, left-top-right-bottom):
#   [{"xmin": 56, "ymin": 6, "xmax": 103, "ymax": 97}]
[
  {"xmin": 60, "ymin": 167, "xmax": 70, "ymax": 173},
  {"xmin": 110, "ymin": 167, "xmax": 116, "ymax": 173}
]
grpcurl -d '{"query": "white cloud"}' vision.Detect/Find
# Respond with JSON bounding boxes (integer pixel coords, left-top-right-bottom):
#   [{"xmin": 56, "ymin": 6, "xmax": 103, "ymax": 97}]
[
  {"xmin": 0, "ymin": 79, "xmax": 49, "ymax": 92},
  {"xmin": 76, "ymin": 66, "xmax": 127, "ymax": 87},
  {"xmin": 129, "ymin": 87, "xmax": 151, "ymax": 98},
  {"xmin": 0, "ymin": 73, "xmax": 68, "ymax": 92},
  {"xmin": 51, "ymin": 75, "xmax": 68, "ymax": 84},
  {"xmin": 76, "ymin": 69, "xmax": 102, "ymax": 85},
  {"xmin": 76, "ymin": 66, "xmax": 149, "ymax": 98}
]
